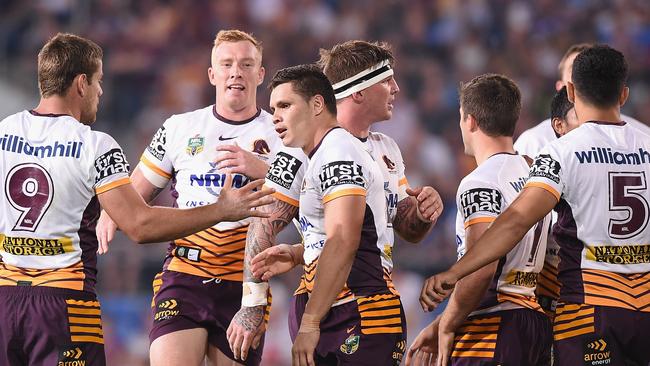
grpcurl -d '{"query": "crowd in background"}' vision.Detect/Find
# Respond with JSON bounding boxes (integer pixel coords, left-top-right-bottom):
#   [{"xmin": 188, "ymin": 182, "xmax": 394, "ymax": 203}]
[{"xmin": 1, "ymin": 0, "xmax": 650, "ymax": 364}]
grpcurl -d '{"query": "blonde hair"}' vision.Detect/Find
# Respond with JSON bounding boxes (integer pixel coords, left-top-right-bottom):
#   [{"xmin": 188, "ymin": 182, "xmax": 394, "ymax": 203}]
[{"xmin": 213, "ymin": 29, "xmax": 263, "ymax": 58}]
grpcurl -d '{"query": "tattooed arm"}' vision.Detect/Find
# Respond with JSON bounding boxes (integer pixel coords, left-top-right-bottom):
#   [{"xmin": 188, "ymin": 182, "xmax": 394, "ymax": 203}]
[
  {"xmin": 227, "ymin": 197, "xmax": 299, "ymax": 361},
  {"xmin": 393, "ymin": 186, "xmax": 443, "ymax": 243}
]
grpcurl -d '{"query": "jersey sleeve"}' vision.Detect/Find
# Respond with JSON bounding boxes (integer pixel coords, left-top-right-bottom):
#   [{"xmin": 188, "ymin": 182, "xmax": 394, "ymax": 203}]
[
  {"xmin": 139, "ymin": 122, "xmax": 173, "ymax": 188},
  {"xmin": 456, "ymin": 178, "xmax": 503, "ymax": 229},
  {"xmin": 92, "ymin": 133, "xmax": 131, "ymax": 194},
  {"xmin": 393, "ymin": 141, "xmax": 409, "ymax": 201},
  {"xmin": 264, "ymin": 147, "xmax": 307, "ymax": 207},
  {"xmin": 316, "ymin": 149, "xmax": 369, "ymax": 204},
  {"xmin": 524, "ymin": 145, "xmax": 564, "ymax": 202}
]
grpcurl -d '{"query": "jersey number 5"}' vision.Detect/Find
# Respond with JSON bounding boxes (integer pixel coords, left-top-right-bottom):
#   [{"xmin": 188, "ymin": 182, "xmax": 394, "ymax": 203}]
[
  {"xmin": 4, "ymin": 163, "xmax": 54, "ymax": 231},
  {"xmin": 608, "ymin": 171, "xmax": 649, "ymax": 239}
]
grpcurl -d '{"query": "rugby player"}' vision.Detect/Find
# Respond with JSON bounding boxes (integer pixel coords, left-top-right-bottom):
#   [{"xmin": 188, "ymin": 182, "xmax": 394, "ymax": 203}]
[{"xmin": 406, "ymin": 74, "xmax": 552, "ymax": 366}]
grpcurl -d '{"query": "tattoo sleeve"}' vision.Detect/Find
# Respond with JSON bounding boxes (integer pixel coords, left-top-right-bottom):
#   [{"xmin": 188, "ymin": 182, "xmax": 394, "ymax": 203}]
[
  {"xmin": 393, "ymin": 196, "xmax": 432, "ymax": 243},
  {"xmin": 244, "ymin": 198, "xmax": 299, "ymax": 282}
]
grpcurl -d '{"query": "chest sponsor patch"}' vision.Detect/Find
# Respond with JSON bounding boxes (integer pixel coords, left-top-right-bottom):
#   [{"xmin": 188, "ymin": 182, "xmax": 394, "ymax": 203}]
[
  {"xmin": 530, "ymin": 154, "xmax": 561, "ymax": 184},
  {"xmin": 266, "ymin": 152, "xmax": 302, "ymax": 190},
  {"xmin": 459, "ymin": 188, "xmax": 502, "ymax": 220},
  {"xmin": 147, "ymin": 126, "xmax": 166, "ymax": 161},
  {"xmin": 318, "ymin": 161, "xmax": 365, "ymax": 191},
  {"xmin": 94, "ymin": 148, "xmax": 130, "ymax": 183}
]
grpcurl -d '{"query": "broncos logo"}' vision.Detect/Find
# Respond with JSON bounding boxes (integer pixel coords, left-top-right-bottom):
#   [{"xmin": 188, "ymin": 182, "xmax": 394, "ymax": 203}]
[
  {"xmin": 382, "ymin": 155, "xmax": 396, "ymax": 170},
  {"xmin": 252, "ymin": 139, "xmax": 271, "ymax": 155}
]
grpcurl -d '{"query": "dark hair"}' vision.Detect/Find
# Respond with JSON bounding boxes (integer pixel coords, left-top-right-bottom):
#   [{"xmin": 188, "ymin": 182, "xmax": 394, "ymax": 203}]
[
  {"xmin": 38, "ymin": 33, "xmax": 103, "ymax": 98},
  {"xmin": 269, "ymin": 64, "xmax": 337, "ymax": 115},
  {"xmin": 571, "ymin": 45, "xmax": 628, "ymax": 108},
  {"xmin": 459, "ymin": 73, "xmax": 521, "ymax": 137},
  {"xmin": 551, "ymin": 86, "xmax": 573, "ymax": 121},
  {"xmin": 317, "ymin": 40, "xmax": 394, "ymax": 84}
]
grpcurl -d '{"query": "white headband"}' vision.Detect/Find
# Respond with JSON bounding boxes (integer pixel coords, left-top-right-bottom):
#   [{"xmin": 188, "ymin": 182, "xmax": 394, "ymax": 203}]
[{"xmin": 332, "ymin": 60, "xmax": 394, "ymax": 100}]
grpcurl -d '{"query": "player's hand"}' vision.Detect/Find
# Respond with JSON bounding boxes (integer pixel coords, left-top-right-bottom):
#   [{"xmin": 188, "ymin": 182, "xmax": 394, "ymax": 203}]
[
  {"xmin": 226, "ymin": 305, "xmax": 266, "ymax": 362},
  {"xmin": 405, "ymin": 318, "xmax": 440, "ymax": 366},
  {"xmin": 251, "ymin": 244, "xmax": 303, "ymax": 280},
  {"xmin": 216, "ymin": 175, "xmax": 275, "ymax": 221},
  {"xmin": 419, "ymin": 271, "xmax": 457, "ymax": 312},
  {"xmin": 436, "ymin": 324, "xmax": 455, "ymax": 366},
  {"xmin": 292, "ymin": 329, "xmax": 319, "ymax": 366},
  {"xmin": 216, "ymin": 144, "xmax": 269, "ymax": 180},
  {"xmin": 406, "ymin": 186, "xmax": 443, "ymax": 224},
  {"xmin": 96, "ymin": 210, "xmax": 118, "ymax": 255}
]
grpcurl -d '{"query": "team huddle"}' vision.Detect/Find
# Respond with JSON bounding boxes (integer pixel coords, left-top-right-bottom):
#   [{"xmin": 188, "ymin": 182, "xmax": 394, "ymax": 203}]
[{"xmin": 0, "ymin": 28, "xmax": 648, "ymax": 366}]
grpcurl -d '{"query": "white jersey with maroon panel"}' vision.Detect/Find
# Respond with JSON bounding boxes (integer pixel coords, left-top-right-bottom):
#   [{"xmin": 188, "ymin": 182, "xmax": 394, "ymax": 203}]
[
  {"xmin": 526, "ymin": 121, "xmax": 650, "ymax": 311},
  {"xmin": 138, "ymin": 105, "xmax": 282, "ymax": 281},
  {"xmin": 0, "ymin": 110, "xmax": 130, "ymax": 293},
  {"xmin": 455, "ymin": 153, "xmax": 551, "ymax": 316}
]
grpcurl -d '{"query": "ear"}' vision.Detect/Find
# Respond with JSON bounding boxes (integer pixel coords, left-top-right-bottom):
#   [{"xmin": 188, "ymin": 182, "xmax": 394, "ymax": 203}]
[
  {"xmin": 619, "ymin": 86, "xmax": 629, "ymax": 107},
  {"xmin": 566, "ymin": 81, "xmax": 576, "ymax": 104},
  {"xmin": 350, "ymin": 90, "xmax": 364, "ymax": 104},
  {"xmin": 312, "ymin": 95, "xmax": 325, "ymax": 116},
  {"xmin": 207, "ymin": 67, "xmax": 217, "ymax": 86},
  {"xmin": 257, "ymin": 66, "xmax": 265, "ymax": 86},
  {"xmin": 76, "ymin": 74, "xmax": 88, "ymax": 97},
  {"xmin": 551, "ymin": 117, "xmax": 564, "ymax": 136},
  {"xmin": 467, "ymin": 114, "xmax": 479, "ymax": 132},
  {"xmin": 555, "ymin": 80, "xmax": 564, "ymax": 92}
]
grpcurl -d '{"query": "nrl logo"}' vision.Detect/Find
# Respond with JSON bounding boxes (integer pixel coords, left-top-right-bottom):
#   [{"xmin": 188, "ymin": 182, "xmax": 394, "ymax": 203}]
[
  {"xmin": 186, "ymin": 135, "xmax": 205, "ymax": 156},
  {"xmin": 340, "ymin": 334, "xmax": 360, "ymax": 355}
]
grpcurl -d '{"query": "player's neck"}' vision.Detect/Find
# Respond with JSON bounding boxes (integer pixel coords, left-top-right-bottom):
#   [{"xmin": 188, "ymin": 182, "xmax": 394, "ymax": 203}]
[
  {"xmin": 576, "ymin": 105, "xmax": 622, "ymax": 125},
  {"xmin": 473, "ymin": 136, "xmax": 515, "ymax": 165},
  {"xmin": 337, "ymin": 103, "xmax": 371, "ymax": 139},
  {"xmin": 33, "ymin": 96, "xmax": 80, "ymax": 122},
  {"xmin": 214, "ymin": 103, "xmax": 259, "ymax": 122},
  {"xmin": 303, "ymin": 117, "xmax": 339, "ymax": 156}
]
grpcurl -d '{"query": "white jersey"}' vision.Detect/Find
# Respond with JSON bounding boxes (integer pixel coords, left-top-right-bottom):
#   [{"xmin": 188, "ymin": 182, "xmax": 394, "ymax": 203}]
[
  {"xmin": 139, "ymin": 106, "xmax": 282, "ymax": 281},
  {"xmin": 0, "ymin": 110, "xmax": 130, "ymax": 293},
  {"xmin": 527, "ymin": 121, "xmax": 650, "ymax": 311},
  {"xmin": 265, "ymin": 131, "xmax": 408, "ymax": 294},
  {"xmin": 514, "ymin": 114, "xmax": 650, "ymax": 157},
  {"xmin": 456, "ymin": 153, "xmax": 551, "ymax": 316},
  {"xmin": 291, "ymin": 127, "xmax": 392, "ymax": 306}
]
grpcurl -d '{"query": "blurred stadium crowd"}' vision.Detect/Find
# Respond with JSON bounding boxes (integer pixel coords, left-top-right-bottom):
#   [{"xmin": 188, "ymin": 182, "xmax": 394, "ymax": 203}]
[{"xmin": 1, "ymin": 0, "xmax": 650, "ymax": 364}]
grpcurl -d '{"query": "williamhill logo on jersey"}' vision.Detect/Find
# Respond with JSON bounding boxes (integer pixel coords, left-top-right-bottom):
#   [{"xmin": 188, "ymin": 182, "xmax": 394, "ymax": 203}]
[
  {"xmin": 459, "ymin": 188, "xmax": 502, "ymax": 219},
  {"xmin": 530, "ymin": 154, "xmax": 561, "ymax": 184},
  {"xmin": 318, "ymin": 161, "xmax": 365, "ymax": 191},
  {"xmin": 267, "ymin": 152, "xmax": 302, "ymax": 189},
  {"xmin": 94, "ymin": 148, "xmax": 130, "ymax": 183},
  {"xmin": 147, "ymin": 126, "xmax": 166, "ymax": 161}
]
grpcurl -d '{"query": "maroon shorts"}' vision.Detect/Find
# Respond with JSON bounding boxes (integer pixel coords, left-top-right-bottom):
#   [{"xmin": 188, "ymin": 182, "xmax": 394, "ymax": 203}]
[
  {"xmin": 553, "ymin": 302, "xmax": 650, "ymax": 366},
  {"xmin": 150, "ymin": 271, "xmax": 268, "ymax": 366},
  {"xmin": 449, "ymin": 308, "xmax": 552, "ymax": 366},
  {"xmin": 289, "ymin": 292, "xmax": 407, "ymax": 366},
  {"xmin": 0, "ymin": 285, "xmax": 105, "ymax": 366}
]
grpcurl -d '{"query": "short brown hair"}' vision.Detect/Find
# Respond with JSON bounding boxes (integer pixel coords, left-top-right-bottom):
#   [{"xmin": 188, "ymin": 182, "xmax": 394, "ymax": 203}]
[
  {"xmin": 557, "ymin": 43, "xmax": 592, "ymax": 79},
  {"xmin": 269, "ymin": 64, "xmax": 337, "ymax": 116},
  {"xmin": 317, "ymin": 40, "xmax": 394, "ymax": 84},
  {"xmin": 459, "ymin": 74, "xmax": 521, "ymax": 137},
  {"xmin": 213, "ymin": 29, "xmax": 263, "ymax": 57},
  {"xmin": 37, "ymin": 33, "xmax": 103, "ymax": 98}
]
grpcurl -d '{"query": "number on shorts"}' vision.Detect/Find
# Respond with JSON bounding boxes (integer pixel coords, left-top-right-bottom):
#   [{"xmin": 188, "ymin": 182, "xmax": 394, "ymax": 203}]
[
  {"xmin": 608, "ymin": 171, "xmax": 649, "ymax": 239},
  {"xmin": 4, "ymin": 163, "xmax": 54, "ymax": 231}
]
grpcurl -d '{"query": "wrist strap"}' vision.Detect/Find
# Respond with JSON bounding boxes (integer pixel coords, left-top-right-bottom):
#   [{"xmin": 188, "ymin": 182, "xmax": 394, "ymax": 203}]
[{"xmin": 242, "ymin": 281, "xmax": 269, "ymax": 307}]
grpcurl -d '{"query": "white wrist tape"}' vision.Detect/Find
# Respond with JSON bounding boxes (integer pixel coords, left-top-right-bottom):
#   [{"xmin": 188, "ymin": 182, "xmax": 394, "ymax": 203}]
[{"xmin": 242, "ymin": 281, "xmax": 269, "ymax": 307}]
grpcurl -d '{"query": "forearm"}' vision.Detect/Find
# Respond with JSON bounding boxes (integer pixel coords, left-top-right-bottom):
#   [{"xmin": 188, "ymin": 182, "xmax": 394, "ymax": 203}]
[
  {"xmin": 394, "ymin": 197, "xmax": 432, "ymax": 243},
  {"xmin": 129, "ymin": 204, "xmax": 226, "ymax": 243},
  {"xmin": 131, "ymin": 166, "xmax": 164, "ymax": 203},
  {"xmin": 440, "ymin": 265, "xmax": 495, "ymax": 332},
  {"xmin": 244, "ymin": 199, "xmax": 298, "ymax": 282},
  {"xmin": 303, "ymin": 235, "xmax": 358, "ymax": 320}
]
